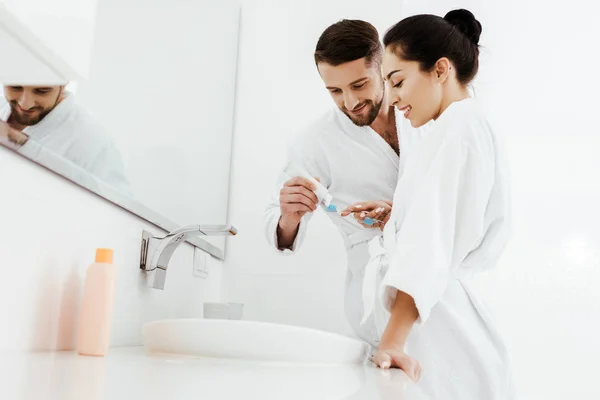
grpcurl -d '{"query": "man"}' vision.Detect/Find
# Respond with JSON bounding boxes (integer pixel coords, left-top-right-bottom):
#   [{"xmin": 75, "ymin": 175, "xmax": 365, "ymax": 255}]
[
  {"xmin": 0, "ymin": 84, "xmax": 131, "ymax": 194},
  {"xmin": 263, "ymin": 20, "xmax": 429, "ymax": 346}
]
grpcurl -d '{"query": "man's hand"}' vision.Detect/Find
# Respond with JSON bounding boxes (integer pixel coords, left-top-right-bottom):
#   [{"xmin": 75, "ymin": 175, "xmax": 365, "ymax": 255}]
[
  {"xmin": 0, "ymin": 120, "xmax": 28, "ymax": 148},
  {"xmin": 341, "ymin": 200, "xmax": 392, "ymax": 230},
  {"xmin": 276, "ymin": 176, "xmax": 320, "ymax": 249},
  {"xmin": 278, "ymin": 176, "xmax": 320, "ymax": 228}
]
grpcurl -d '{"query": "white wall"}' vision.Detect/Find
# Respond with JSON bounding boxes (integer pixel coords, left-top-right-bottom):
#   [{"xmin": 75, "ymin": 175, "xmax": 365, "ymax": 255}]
[
  {"xmin": 225, "ymin": 1, "xmax": 600, "ymax": 399},
  {"xmin": 0, "ymin": 147, "xmax": 223, "ymax": 353}
]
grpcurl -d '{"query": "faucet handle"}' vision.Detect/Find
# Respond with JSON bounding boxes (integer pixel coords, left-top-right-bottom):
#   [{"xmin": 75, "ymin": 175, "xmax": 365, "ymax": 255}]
[{"xmin": 163, "ymin": 224, "xmax": 238, "ymax": 237}]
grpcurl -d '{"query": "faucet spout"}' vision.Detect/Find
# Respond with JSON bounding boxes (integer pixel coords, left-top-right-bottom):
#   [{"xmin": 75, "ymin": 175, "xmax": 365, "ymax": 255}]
[{"xmin": 140, "ymin": 224, "xmax": 237, "ymax": 290}]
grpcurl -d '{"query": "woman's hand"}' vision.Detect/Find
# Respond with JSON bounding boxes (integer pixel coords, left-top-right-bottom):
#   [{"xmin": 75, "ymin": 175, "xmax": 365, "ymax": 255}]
[
  {"xmin": 341, "ymin": 200, "xmax": 392, "ymax": 230},
  {"xmin": 373, "ymin": 347, "xmax": 421, "ymax": 381}
]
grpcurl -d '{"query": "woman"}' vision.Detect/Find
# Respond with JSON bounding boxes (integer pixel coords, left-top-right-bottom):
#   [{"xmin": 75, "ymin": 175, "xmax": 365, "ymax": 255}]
[{"xmin": 344, "ymin": 9, "xmax": 515, "ymax": 399}]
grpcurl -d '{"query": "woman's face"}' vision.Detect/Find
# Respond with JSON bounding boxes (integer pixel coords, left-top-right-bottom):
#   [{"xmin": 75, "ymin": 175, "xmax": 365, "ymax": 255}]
[{"xmin": 382, "ymin": 47, "xmax": 443, "ymax": 128}]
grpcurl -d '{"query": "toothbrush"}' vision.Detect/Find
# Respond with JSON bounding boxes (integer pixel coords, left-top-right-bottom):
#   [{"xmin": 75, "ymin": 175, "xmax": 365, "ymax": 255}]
[{"xmin": 324, "ymin": 204, "xmax": 383, "ymax": 226}]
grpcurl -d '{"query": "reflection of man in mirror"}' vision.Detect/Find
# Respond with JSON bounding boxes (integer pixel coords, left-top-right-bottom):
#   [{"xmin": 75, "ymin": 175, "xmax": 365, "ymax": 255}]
[{"xmin": 0, "ymin": 84, "xmax": 131, "ymax": 195}]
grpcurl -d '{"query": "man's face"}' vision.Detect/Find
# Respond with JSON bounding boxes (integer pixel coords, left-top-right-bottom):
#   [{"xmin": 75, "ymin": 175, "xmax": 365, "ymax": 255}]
[
  {"xmin": 317, "ymin": 58, "xmax": 384, "ymax": 126},
  {"xmin": 3, "ymin": 85, "xmax": 63, "ymax": 126}
]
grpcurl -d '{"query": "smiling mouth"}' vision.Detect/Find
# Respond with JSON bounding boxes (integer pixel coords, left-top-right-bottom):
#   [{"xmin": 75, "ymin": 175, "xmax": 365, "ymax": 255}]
[
  {"xmin": 398, "ymin": 105, "xmax": 412, "ymax": 119},
  {"xmin": 349, "ymin": 103, "xmax": 367, "ymax": 115},
  {"xmin": 16, "ymin": 106, "xmax": 40, "ymax": 115}
]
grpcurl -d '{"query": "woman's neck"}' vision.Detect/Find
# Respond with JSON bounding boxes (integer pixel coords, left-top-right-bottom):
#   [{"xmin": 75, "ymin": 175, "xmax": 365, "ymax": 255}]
[{"xmin": 435, "ymin": 84, "xmax": 470, "ymax": 120}]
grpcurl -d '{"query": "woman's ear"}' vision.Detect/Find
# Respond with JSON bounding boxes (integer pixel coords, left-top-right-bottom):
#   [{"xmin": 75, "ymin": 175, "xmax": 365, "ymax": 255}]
[{"xmin": 434, "ymin": 57, "xmax": 451, "ymax": 82}]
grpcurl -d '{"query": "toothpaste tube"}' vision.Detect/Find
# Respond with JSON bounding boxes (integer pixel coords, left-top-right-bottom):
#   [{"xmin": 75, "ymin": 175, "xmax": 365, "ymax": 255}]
[{"xmin": 284, "ymin": 164, "xmax": 333, "ymax": 207}]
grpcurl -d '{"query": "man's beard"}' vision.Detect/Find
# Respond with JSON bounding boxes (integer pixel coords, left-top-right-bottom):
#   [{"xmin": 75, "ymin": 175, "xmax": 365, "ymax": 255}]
[
  {"xmin": 9, "ymin": 103, "xmax": 53, "ymax": 126},
  {"xmin": 341, "ymin": 90, "xmax": 384, "ymax": 127}
]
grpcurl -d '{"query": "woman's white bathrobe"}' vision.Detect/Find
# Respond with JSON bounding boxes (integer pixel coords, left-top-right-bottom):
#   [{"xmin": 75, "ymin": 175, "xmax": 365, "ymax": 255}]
[{"xmin": 363, "ymin": 98, "xmax": 515, "ymax": 399}]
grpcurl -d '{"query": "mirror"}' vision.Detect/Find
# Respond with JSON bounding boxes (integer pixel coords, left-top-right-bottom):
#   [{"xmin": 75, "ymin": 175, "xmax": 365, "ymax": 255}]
[{"xmin": 0, "ymin": 0, "xmax": 240, "ymax": 259}]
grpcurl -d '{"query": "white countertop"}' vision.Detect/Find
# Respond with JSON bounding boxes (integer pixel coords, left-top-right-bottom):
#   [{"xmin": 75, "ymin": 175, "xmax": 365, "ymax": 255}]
[{"xmin": 1, "ymin": 347, "xmax": 431, "ymax": 400}]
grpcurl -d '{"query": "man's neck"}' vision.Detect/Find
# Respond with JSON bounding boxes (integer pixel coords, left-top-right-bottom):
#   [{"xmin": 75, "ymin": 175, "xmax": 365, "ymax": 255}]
[
  {"xmin": 369, "ymin": 95, "xmax": 395, "ymax": 134},
  {"xmin": 369, "ymin": 101, "xmax": 399, "ymax": 154}
]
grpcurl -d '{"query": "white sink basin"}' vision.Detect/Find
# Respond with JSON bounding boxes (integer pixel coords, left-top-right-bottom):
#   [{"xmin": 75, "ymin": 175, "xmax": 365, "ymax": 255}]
[{"xmin": 142, "ymin": 319, "xmax": 370, "ymax": 365}]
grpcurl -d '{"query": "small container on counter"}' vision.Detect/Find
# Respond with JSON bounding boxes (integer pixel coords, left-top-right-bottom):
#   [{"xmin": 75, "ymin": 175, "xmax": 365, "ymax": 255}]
[{"xmin": 76, "ymin": 248, "xmax": 118, "ymax": 356}]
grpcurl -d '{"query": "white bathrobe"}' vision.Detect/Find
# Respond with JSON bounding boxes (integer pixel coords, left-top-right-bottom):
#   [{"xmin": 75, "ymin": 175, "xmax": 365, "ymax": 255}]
[
  {"xmin": 362, "ymin": 98, "xmax": 515, "ymax": 399},
  {"xmin": 0, "ymin": 94, "xmax": 131, "ymax": 195},
  {"xmin": 264, "ymin": 106, "xmax": 429, "ymax": 345}
]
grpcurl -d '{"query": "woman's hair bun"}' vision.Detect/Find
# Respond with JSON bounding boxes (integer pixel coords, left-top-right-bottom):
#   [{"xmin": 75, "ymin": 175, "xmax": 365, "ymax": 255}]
[{"xmin": 444, "ymin": 9, "xmax": 482, "ymax": 46}]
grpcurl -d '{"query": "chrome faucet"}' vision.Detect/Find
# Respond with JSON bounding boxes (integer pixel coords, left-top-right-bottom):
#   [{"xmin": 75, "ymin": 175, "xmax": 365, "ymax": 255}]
[{"xmin": 139, "ymin": 224, "xmax": 237, "ymax": 290}]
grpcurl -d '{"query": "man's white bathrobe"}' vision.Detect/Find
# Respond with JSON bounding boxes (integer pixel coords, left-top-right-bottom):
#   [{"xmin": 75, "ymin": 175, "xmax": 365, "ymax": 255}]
[
  {"xmin": 0, "ymin": 94, "xmax": 130, "ymax": 194},
  {"xmin": 363, "ymin": 98, "xmax": 515, "ymax": 399},
  {"xmin": 264, "ymin": 106, "xmax": 428, "ymax": 345}
]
